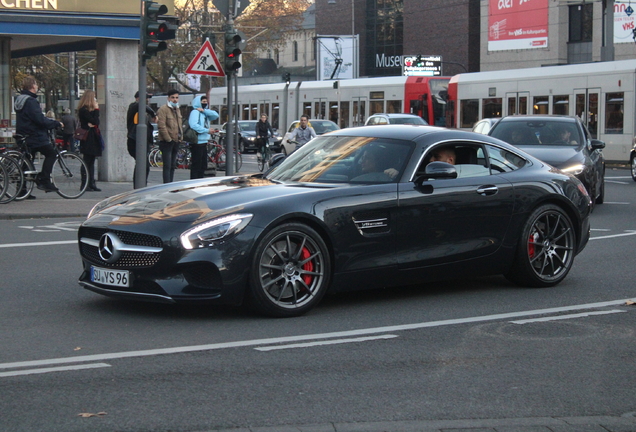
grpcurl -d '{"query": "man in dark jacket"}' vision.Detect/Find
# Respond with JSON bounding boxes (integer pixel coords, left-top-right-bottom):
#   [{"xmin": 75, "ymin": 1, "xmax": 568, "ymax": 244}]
[
  {"xmin": 61, "ymin": 108, "xmax": 77, "ymax": 152},
  {"xmin": 126, "ymin": 91, "xmax": 156, "ymax": 182},
  {"xmin": 15, "ymin": 76, "xmax": 63, "ymax": 193}
]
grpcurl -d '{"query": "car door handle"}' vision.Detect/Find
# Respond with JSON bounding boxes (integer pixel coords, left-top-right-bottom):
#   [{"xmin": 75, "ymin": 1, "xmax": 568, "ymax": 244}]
[{"xmin": 477, "ymin": 185, "xmax": 498, "ymax": 196}]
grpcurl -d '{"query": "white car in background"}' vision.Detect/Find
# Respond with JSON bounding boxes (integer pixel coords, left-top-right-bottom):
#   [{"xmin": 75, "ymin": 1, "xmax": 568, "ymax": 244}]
[{"xmin": 279, "ymin": 119, "xmax": 340, "ymax": 155}]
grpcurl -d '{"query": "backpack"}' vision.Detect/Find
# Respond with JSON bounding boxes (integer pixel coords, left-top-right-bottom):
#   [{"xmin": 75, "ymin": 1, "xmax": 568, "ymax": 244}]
[{"xmin": 183, "ymin": 122, "xmax": 198, "ymax": 143}]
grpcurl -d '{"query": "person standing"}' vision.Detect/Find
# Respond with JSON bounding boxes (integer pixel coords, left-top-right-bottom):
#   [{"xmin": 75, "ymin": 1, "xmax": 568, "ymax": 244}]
[
  {"xmin": 14, "ymin": 76, "xmax": 63, "ymax": 193},
  {"xmin": 156, "ymin": 89, "xmax": 183, "ymax": 183},
  {"xmin": 126, "ymin": 91, "xmax": 155, "ymax": 183},
  {"xmin": 255, "ymin": 113, "xmax": 274, "ymax": 159},
  {"xmin": 61, "ymin": 108, "xmax": 77, "ymax": 152},
  {"xmin": 77, "ymin": 90, "xmax": 103, "ymax": 192},
  {"xmin": 188, "ymin": 94, "xmax": 219, "ymax": 179},
  {"xmin": 288, "ymin": 114, "xmax": 316, "ymax": 152}
]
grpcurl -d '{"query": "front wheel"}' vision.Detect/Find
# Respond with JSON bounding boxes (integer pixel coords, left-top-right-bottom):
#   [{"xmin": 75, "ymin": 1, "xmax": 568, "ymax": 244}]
[
  {"xmin": 52, "ymin": 152, "xmax": 89, "ymax": 199},
  {"xmin": 246, "ymin": 223, "xmax": 331, "ymax": 317},
  {"xmin": 631, "ymin": 155, "xmax": 636, "ymax": 182},
  {"xmin": 505, "ymin": 204, "xmax": 575, "ymax": 287}
]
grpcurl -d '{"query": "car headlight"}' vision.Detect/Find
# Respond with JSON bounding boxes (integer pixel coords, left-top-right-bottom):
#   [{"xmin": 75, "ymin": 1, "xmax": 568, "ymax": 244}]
[
  {"xmin": 246, "ymin": 136, "xmax": 256, "ymax": 141},
  {"xmin": 561, "ymin": 164, "xmax": 585, "ymax": 175},
  {"xmin": 180, "ymin": 214, "xmax": 253, "ymax": 249}
]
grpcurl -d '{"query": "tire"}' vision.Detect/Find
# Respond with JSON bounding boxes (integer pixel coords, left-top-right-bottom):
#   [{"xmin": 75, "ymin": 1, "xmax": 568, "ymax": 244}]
[
  {"xmin": 153, "ymin": 149, "xmax": 163, "ymax": 167},
  {"xmin": 257, "ymin": 154, "xmax": 265, "ymax": 172},
  {"xmin": 0, "ymin": 155, "xmax": 24, "ymax": 204},
  {"xmin": 0, "ymin": 161, "xmax": 7, "ymax": 203},
  {"xmin": 631, "ymin": 155, "xmax": 636, "ymax": 182},
  {"xmin": 234, "ymin": 152, "xmax": 243, "ymax": 172},
  {"xmin": 595, "ymin": 177, "xmax": 605, "ymax": 204},
  {"xmin": 52, "ymin": 152, "xmax": 89, "ymax": 199},
  {"xmin": 9, "ymin": 153, "xmax": 36, "ymax": 201},
  {"xmin": 505, "ymin": 204, "xmax": 576, "ymax": 288},
  {"xmin": 247, "ymin": 222, "xmax": 331, "ymax": 317}
]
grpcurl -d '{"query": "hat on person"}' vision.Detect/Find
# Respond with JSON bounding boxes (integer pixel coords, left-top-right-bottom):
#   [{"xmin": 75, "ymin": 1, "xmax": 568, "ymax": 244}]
[{"xmin": 134, "ymin": 91, "xmax": 153, "ymax": 99}]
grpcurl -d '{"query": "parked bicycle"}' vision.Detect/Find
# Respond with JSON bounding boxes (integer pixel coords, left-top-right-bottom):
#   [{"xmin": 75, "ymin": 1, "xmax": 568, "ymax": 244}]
[
  {"xmin": 208, "ymin": 140, "xmax": 242, "ymax": 172},
  {"xmin": 0, "ymin": 149, "xmax": 25, "ymax": 204},
  {"xmin": 7, "ymin": 132, "xmax": 89, "ymax": 199}
]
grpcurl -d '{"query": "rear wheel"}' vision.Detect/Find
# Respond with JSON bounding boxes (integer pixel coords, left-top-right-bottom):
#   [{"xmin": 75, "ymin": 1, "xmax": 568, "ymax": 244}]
[
  {"xmin": 595, "ymin": 177, "xmax": 605, "ymax": 204},
  {"xmin": 247, "ymin": 223, "xmax": 331, "ymax": 317},
  {"xmin": 505, "ymin": 204, "xmax": 575, "ymax": 287},
  {"xmin": 52, "ymin": 152, "xmax": 89, "ymax": 199},
  {"xmin": 631, "ymin": 155, "xmax": 636, "ymax": 182},
  {"xmin": 0, "ymin": 155, "xmax": 24, "ymax": 204}
]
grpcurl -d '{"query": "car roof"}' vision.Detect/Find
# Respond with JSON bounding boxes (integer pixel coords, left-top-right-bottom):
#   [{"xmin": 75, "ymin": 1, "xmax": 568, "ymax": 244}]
[
  {"xmin": 369, "ymin": 113, "xmax": 421, "ymax": 118},
  {"xmin": 326, "ymin": 124, "xmax": 481, "ymax": 141},
  {"xmin": 499, "ymin": 115, "xmax": 578, "ymax": 123}
]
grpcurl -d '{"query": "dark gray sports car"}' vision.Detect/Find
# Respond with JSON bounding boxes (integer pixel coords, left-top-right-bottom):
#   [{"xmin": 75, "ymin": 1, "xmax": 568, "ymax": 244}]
[{"xmin": 78, "ymin": 125, "xmax": 592, "ymax": 317}]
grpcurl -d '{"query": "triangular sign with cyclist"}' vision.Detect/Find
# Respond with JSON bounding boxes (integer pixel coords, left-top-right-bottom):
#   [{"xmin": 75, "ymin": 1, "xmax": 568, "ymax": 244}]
[{"xmin": 185, "ymin": 40, "xmax": 225, "ymax": 77}]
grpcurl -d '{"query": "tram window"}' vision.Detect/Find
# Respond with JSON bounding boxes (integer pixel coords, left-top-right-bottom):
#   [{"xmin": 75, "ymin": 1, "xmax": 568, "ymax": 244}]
[
  {"xmin": 519, "ymin": 97, "xmax": 528, "ymax": 114},
  {"xmin": 303, "ymin": 104, "xmax": 311, "ymax": 118},
  {"xmin": 460, "ymin": 99, "xmax": 478, "ymax": 128},
  {"xmin": 605, "ymin": 92, "xmax": 624, "ymax": 134},
  {"xmin": 507, "ymin": 98, "xmax": 516, "ymax": 115},
  {"xmin": 533, "ymin": 96, "xmax": 549, "ymax": 114},
  {"xmin": 370, "ymin": 100, "xmax": 383, "ymax": 115},
  {"xmin": 387, "ymin": 100, "xmax": 401, "ymax": 113},
  {"xmin": 251, "ymin": 104, "xmax": 258, "ymax": 120},
  {"xmin": 353, "ymin": 100, "xmax": 366, "ymax": 127},
  {"xmin": 259, "ymin": 103, "xmax": 269, "ymax": 118},
  {"xmin": 329, "ymin": 102, "xmax": 338, "ymax": 123},
  {"xmin": 553, "ymin": 95, "xmax": 569, "ymax": 115},
  {"xmin": 272, "ymin": 103, "xmax": 280, "ymax": 129},
  {"xmin": 482, "ymin": 98, "xmax": 502, "ymax": 118},
  {"xmin": 315, "ymin": 101, "xmax": 326, "ymax": 119}
]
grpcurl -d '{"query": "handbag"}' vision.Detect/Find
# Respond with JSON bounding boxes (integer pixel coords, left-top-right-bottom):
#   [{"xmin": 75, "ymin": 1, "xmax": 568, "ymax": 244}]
[
  {"xmin": 74, "ymin": 127, "xmax": 89, "ymax": 141},
  {"xmin": 183, "ymin": 124, "xmax": 198, "ymax": 143}
]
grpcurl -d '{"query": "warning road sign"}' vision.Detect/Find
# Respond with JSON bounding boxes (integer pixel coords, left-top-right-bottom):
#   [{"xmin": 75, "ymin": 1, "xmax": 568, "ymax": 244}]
[{"xmin": 186, "ymin": 40, "xmax": 225, "ymax": 77}]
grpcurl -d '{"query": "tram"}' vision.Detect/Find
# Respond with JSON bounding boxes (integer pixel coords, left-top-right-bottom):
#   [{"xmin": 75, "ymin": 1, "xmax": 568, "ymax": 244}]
[
  {"xmin": 447, "ymin": 59, "xmax": 636, "ymax": 162},
  {"xmin": 151, "ymin": 75, "xmax": 450, "ymax": 133}
]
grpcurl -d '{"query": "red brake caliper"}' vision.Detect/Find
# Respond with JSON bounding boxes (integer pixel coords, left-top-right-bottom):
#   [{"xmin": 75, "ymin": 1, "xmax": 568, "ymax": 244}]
[
  {"xmin": 300, "ymin": 247, "xmax": 313, "ymax": 285},
  {"xmin": 528, "ymin": 232, "xmax": 538, "ymax": 258}
]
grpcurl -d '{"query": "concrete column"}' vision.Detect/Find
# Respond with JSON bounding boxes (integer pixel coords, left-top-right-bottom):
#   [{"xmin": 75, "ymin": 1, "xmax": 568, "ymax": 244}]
[
  {"xmin": 0, "ymin": 37, "xmax": 11, "ymax": 132},
  {"xmin": 96, "ymin": 38, "xmax": 139, "ymax": 181}
]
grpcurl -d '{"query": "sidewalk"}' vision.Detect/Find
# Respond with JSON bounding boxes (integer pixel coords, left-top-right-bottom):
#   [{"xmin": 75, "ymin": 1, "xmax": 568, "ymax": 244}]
[{"xmin": 0, "ymin": 167, "xmax": 215, "ymax": 220}]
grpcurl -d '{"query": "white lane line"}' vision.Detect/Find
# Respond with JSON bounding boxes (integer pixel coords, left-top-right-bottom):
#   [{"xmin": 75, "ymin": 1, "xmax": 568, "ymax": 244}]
[
  {"xmin": 590, "ymin": 230, "xmax": 636, "ymax": 240},
  {"xmin": 0, "ymin": 298, "xmax": 632, "ymax": 372},
  {"xmin": 510, "ymin": 310, "xmax": 626, "ymax": 324},
  {"xmin": 255, "ymin": 335, "xmax": 398, "ymax": 352},
  {"xmin": 0, "ymin": 240, "xmax": 76, "ymax": 249},
  {"xmin": 605, "ymin": 181, "xmax": 630, "ymax": 185},
  {"xmin": 0, "ymin": 363, "xmax": 111, "ymax": 378},
  {"xmin": 590, "ymin": 228, "xmax": 611, "ymax": 231},
  {"xmin": 603, "ymin": 201, "xmax": 630, "ymax": 204}
]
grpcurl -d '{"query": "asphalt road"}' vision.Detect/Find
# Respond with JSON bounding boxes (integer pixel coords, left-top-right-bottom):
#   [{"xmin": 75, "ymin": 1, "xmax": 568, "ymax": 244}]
[{"xmin": 0, "ymin": 168, "xmax": 635, "ymax": 432}]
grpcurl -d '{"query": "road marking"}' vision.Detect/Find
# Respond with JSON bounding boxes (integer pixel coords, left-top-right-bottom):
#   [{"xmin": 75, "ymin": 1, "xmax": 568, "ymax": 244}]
[
  {"xmin": 0, "ymin": 240, "xmax": 76, "ymax": 249},
  {"xmin": 605, "ymin": 181, "xmax": 630, "ymax": 185},
  {"xmin": 590, "ymin": 230, "xmax": 636, "ymax": 240},
  {"xmin": 590, "ymin": 228, "xmax": 611, "ymax": 231},
  {"xmin": 603, "ymin": 201, "xmax": 630, "ymax": 204},
  {"xmin": 0, "ymin": 363, "xmax": 111, "ymax": 378},
  {"xmin": 510, "ymin": 310, "xmax": 625, "ymax": 324},
  {"xmin": 254, "ymin": 335, "xmax": 398, "ymax": 351},
  {"xmin": 0, "ymin": 298, "xmax": 631, "ymax": 373}
]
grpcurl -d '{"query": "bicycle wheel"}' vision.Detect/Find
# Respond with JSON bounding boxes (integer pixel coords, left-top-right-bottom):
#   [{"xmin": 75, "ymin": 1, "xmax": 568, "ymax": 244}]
[
  {"xmin": 0, "ymin": 161, "xmax": 8, "ymax": 203},
  {"xmin": 52, "ymin": 151, "xmax": 89, "ymax": 199},
  {"xmin": 153, "ymin": 149, "xmax": 163, "ymax": 167},
  {"xmin": 257, "ymin": 153, "xmax": 265, "ymax": 172},
  {"xmin": 6, "ymin": 152, "xmax": 36, "ymax": 201},
  {"xmin": 0, "ymin": 155, "xmax": 24, "ymax": 204},
  {"xmin": 235, "ymin": 151, "xmax": 242, "ymax": 172},
  {"xmin": 148, "ymin": 148, "xmax": 157, "ymax": 167}
]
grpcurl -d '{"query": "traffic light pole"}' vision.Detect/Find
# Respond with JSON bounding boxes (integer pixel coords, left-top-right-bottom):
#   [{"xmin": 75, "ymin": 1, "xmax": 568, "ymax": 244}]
[
  {"xmin": 224, "ymin": 6, "xmax": 236, "ymax": 176},
  {"xmin": 135, "ymin": 0, "xmax": 150, "ymax": 189}
]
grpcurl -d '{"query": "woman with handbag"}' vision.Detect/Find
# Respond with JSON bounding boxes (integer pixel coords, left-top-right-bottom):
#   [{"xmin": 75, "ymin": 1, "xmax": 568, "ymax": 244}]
[{"xmin": 77, "ymin": 90, "xmax": 103, "ymax": 192}]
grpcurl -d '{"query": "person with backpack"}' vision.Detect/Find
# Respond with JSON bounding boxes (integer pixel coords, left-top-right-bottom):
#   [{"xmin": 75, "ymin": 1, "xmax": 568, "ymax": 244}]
[{"xmin": 188, "ymin": 94, "xmax": 219, "ymax": 179}]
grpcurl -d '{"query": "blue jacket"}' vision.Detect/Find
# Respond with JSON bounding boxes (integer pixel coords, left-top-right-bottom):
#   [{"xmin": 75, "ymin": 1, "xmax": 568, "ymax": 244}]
[
  {"xmin": 15, "ymin": 90, "xmax": 60, "ymax": 148},
  {"xmin": 188, "ymin": 95, "xmax": 219, "ymax": 145}
]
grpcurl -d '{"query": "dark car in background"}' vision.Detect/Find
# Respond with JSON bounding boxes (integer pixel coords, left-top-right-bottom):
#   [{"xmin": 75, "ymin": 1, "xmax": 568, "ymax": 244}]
[
  {"xmin": 221, "ymin": 120, "xmax": 283, "ymax": 153},
  {"xmin": 365, "ymin": 113, "xmax": 428, "ymax": 126},
  {"xmin": 489, "ymin": 115, "xmax": 605, "ymax": 205},
  {"xmin": 78, "ymin": 125, "xmax": 591, "ymax": 317}
]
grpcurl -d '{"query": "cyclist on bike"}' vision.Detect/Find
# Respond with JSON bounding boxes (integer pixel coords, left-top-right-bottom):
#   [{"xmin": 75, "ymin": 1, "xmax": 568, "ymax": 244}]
[
  {"xmin": 255, "ymin": 114, "xmax": 274, "ymax": 160},
  {"xmin": 288, "ymin": 114, "xmax": 316, "ymax": 152},
  {"xmin": 15, "ymin": 76, "xmax": 64, "ymax": 194}
]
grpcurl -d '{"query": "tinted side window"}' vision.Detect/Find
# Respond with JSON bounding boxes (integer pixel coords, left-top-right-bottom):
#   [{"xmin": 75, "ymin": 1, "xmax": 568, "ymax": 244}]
[{"xmin": 486, "ymin": 145, "xmax": 526, "ymax": 173}]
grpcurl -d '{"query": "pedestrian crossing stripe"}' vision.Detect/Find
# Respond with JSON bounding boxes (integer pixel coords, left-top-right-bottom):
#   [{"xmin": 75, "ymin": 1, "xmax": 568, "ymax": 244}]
[{"xmin": 185, "ymin": 40, "xmax": 225, "ymax": 77}]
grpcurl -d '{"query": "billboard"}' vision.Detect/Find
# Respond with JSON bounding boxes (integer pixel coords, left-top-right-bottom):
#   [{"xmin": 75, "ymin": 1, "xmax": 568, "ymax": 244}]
[
  {"xmin": 316, "ymin": 35, "xmax": 359, "ymax": 81},
  {"xmin": 402, "ymin": 55, "xmax": 442, "ymax": 77},
  {"xmin": 488, "ymin": 0, "xmax": 549, "ymax": 51},
  {"xmin": 615, "ymin": 2, "xmax": 636, "ymax": 44}
]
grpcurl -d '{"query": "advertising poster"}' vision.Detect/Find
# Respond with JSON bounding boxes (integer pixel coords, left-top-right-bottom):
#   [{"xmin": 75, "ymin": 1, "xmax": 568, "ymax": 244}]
[
  {"xmin": 316, "ymin": 35, "xmax": 358, "ymax": 81},
  {"xmin": 488, "ymin": 0, "xmax": 549, "ymax": 51},
  {"xmin": 615, "ymin": 2, "xmax": 636, "ymax": 44}
]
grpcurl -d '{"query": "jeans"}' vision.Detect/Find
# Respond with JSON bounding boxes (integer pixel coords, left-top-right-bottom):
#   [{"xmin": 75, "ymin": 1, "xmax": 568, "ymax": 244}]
[
  {"xmin": 190, "ymin": 143, "xmax": 208, "ymax": 179},
  {"xmin": 159, "ymin": 140, "xmax": 178, "ymax": 183}
]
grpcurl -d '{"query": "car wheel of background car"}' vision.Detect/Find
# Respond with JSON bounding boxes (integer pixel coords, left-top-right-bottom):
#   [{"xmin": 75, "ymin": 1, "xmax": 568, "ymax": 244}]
[
  {"xmin": 505, "ymin": 204, "xmax": 575, "ymax": 288},
  {"xmin": 595, "ymin": 177, "xmax": 605, "ymax": 204},
  {"xmin": 631, "ymin": 155, "xmax": 636, "ymax": 182},
  {"xmin": 247, "ymin": 222, "xmax": 331, "ymax": 317}
]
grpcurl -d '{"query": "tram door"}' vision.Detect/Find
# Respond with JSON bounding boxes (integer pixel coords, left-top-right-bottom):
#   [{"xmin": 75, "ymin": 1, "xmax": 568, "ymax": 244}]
[
  {"xmin": 352, "ymin": 97, "xmax": 367, "ymax": 126},
  {"xmin": 575, "ymin": 88, "xmax": 599, "ymax": 139},
  {"xmin": 505, "ymin": 92, "xmax": 529, "ymax": 116}
]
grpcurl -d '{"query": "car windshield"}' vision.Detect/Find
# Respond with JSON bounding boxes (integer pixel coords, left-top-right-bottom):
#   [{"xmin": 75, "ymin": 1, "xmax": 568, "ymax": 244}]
[
  {"xmin": 310, "ymin": 121, "xmax": 340, "ymax": 134},
  {"xmin": 390, "ymin": 116, "xmax": 427, "ymax": 125},
  {"xmin": 267, "ymin": 135, "xmax": 413, "ymax": 184},
  {"xmin": 238, "ymin": 121, "xmax": 256, "ymax": 131},
  {"xmin": 491, "ymin": 120, "xmax": 581, "ymax": 146}
]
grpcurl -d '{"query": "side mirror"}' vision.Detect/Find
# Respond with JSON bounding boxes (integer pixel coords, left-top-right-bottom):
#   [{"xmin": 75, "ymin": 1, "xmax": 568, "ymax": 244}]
[
  {"xmin": 414, "ymin": 161, "xmax": 457, "ymax": 187},
  {"xmin": 590, "ymin": 139, "xmax": 605, "ymax": 150}
]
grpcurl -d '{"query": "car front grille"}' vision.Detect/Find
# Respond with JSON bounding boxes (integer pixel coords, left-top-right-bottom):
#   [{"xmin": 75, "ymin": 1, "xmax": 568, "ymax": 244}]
[{"xmin": 79, "ymin": 227, "xmax": 163, "ymax": 269}]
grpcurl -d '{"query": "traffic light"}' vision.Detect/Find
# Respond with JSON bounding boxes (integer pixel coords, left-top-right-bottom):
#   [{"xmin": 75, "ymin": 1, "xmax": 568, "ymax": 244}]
[
  {"xmin": 282, "ymin": 72, "xmax": 291, "ymax": 84},
  {"xmin": 141, "ymin": 0, "xmax": 177, "ymax": 62},
  {"xmin": 224, "ymin": 30, "xmax": 246, "ymax": 74}
]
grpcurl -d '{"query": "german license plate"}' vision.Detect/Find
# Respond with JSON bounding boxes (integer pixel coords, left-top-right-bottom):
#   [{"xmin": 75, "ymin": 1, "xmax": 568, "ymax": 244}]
[{"xmin": 91, "ymin": 266, "xmax": 130, "ymax": 287}]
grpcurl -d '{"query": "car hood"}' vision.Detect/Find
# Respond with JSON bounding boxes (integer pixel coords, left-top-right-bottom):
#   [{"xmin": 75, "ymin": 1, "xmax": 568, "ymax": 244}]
[
  {"xmin": 515, "ymin": 145, "xmax": 584, "ymax": 168},
  {"xmin": 86, "ymin": 175, "xmax": 337, "ymax": 226}
]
